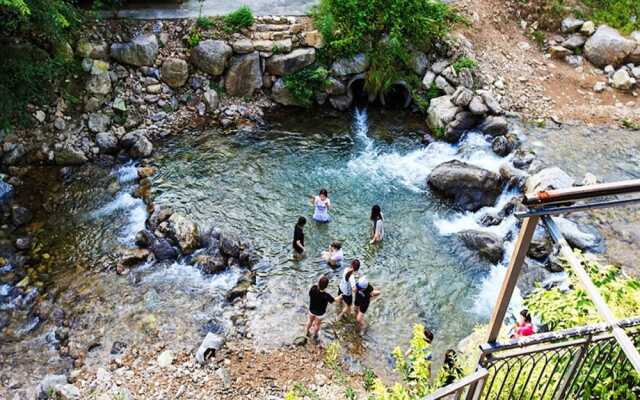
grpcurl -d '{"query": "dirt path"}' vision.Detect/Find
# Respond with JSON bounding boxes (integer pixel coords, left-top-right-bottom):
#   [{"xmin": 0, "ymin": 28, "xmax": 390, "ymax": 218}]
[{"xmin": 455, "ymin": 0, "xmax": 638, "ymax": 127}]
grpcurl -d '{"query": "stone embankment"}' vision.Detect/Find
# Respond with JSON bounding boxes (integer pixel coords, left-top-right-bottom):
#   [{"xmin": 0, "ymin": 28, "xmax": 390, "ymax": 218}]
[{"xmin": 548, "ymin": 17, "xmax": 640, "ymax": 92}]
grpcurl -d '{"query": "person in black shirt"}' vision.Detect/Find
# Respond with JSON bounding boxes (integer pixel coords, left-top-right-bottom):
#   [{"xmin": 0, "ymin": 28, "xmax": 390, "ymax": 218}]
[
  {"xmin": 293, "ymin": 216, "xmax": 306, "ymax": 258},
  {"xmin": 354, "ymin": 276, "xmax": 381, "ymax": 335},
  {"xmin": 304, "ymin": 276, "xmax": 335, "ymax": 341}
]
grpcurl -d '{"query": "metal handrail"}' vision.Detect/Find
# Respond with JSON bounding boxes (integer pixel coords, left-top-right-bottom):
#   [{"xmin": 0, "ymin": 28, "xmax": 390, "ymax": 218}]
[
  {"xmin": 523, "ymin": 179, "xmax": 640, "ymax": 206},
  {"xmin": 423, "ymin": 368, "xmax": 488, "ymax": 400}
]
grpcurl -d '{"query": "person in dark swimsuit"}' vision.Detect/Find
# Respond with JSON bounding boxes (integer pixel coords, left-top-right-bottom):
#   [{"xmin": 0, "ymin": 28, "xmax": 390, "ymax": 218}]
[
  {"xmin": 354, "ymin": 276, "xmax": 381, "ymax": 335},
  {"xmin": 304, "ymin": 276, "xmax": 335, "ymax": 342},
  {"xmin": 293, "ymin": 216, "xmax": 306, "ymax": 258}
]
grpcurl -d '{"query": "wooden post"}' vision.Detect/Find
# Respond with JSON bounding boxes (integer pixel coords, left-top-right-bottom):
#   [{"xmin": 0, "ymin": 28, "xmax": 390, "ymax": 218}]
[
  {"xmin": 486, "ymin": 216, "xmax": 539, "ymax": 343},
  {"xmin": 543, "ymin": 216, "xmax": 640, "ymax": 373}
]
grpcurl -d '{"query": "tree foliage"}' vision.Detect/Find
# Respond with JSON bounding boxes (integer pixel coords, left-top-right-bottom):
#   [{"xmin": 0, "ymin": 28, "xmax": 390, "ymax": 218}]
[{"xmin": 312, "ymin": 0, "xmax": 459, "ymax": 96}]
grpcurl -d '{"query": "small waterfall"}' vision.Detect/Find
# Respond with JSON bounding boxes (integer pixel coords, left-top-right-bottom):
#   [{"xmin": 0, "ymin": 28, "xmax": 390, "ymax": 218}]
[
  {"xmin": 91, "ymin": 163, "xmax": 148, "ymax": 245},
  {"xmin": 353, "ymin": 107, "xmax": 373, "ymax": 153}
]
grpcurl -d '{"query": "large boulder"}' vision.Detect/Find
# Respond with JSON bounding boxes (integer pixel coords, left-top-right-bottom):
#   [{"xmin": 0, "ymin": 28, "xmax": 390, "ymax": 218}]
[
  {"xmin": 225, "ymin": 52, "xmax": 263, "ymax": 97},
  {"xmin": 121, "ymin": 130, "xmax": 153, "ymax": 159},
  {"xmin": 271, "ymin": 78, "xmax": 303, "ymax": 106},
  {"xmin": 426, "ymin": 96, "xmax": 461, "ymax": 133},
  {"xmin": 555, "ymin": 217, "xmax": 605, "ymax": 253},
  {"xmin": 428, "ymin": 160, "xmax": 502, "ymax": 211},
  {"xmin": 584, "ymin": 26, "xmax": 637, "ymax": 67},
  {"xmin": 110, "ymin": 34, "xmax": 159, "ymax": 67},
  {"xmin": 266, "ymin": 48, "xmax": 316, "ymax": 76},
  {"xmin": 458, "ymin": 230, "xmax": 504, "ymax": 263},
  {"xmin": 478, "ymin": 116, "xmax": 508, "ymax": 136},
  {"xmin": 331, "ymin": 53, "xmax": 369, "ymax": 76},
  {"xmin": 168, "ymin": 213, "xmax": 199, "ymax": 254},
  {"xmin": 525, "ymin": 167, "xmax": 574, "ymax": 194},
  {"xmin": 150, "ymin": 238, "xmax": 178, "ymax": 261},
  {"xmin": 191, "ymin": 40, "xmax": 232, "ymax": 76},
  {"xmin": 56, "ymin": 146, "xmax": 88, "ymax": 165},
  {"xmin": 161, "ymin": 58, "xmax": 189, "ymax": 88}
]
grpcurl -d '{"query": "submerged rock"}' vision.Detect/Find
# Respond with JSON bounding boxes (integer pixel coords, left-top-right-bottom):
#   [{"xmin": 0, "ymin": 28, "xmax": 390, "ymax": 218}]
[
  {"xmin": 428, "ymin": 160, "xmax": 502, "ymax": 211},
  {"xmin": 458, "ymin": 230, "xmax": 504, "ymax": 263}
]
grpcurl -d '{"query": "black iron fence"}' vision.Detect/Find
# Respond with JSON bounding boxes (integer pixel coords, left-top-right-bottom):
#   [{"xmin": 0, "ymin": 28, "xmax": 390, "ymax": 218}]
[{"xmin": 478, "ymin": 317, "xmax": 640, "ymax": 400}]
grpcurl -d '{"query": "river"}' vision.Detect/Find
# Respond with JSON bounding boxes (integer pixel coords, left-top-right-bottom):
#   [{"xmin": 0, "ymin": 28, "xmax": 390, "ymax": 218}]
[{"xmin": 1, "ymin": 107, "xmax": 639, "ymax": 394}]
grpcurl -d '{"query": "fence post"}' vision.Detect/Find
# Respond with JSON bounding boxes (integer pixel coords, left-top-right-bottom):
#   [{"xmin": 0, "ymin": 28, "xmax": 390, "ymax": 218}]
[
  {"xmin": 552, "ymin": 335, "xmax": 592, "ymax": 400},
  {"xmin": 487, "ymin": 215, "xmax": 539, "ymax": 343}
]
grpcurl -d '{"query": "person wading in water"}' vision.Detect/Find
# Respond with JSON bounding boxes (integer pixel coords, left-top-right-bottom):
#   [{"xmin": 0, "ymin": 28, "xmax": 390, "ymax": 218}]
[
  {"xmin": 305, "ymin": 276, "xmax": 335, "ymax": 343},
  {"xmin": 337, "ymin": 259, "xmax": 360, "ymax": 319},
  {"xmin": 369, "ymin": 204, "xmax": 384, "ymax": 244},
  {"xmin": 311, "ymin": 189, "xmax": 331, "ymax": 223},
  {"xmin": 292, "ymin": 216, "xmax": 306, "ymax": 258},
  {"xmin": 321, "ymin": 240, "xmax": 343, "ymax": 267},
  {"xmin": 354, "ymin": 276, "xmax": 381, "ymax": 335}
]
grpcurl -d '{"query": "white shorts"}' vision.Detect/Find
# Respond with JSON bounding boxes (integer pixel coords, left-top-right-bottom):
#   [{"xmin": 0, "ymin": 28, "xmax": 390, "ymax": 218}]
[{"xmin": 309, "ymin": 311, "xmax": 325, "ymax": 320}]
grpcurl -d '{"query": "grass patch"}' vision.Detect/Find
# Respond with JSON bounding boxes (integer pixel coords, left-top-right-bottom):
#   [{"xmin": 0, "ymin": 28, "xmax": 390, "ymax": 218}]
[
  {"xmin": 185, "ymin": 30, "xmax": 202, "ymax": 48},
  {"xmin": 223, "ymin": 5, "xmax": 254, "ymax": 32},
  {"xmin": 621, "ymin": 118, "xmax": 640, "ymax": 130}
]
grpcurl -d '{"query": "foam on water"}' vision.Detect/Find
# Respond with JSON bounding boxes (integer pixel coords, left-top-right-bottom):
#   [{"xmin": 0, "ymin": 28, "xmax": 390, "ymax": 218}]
[
  {"xmin": 142, "ymin": 262, "xmax": 242, "ymax": 293},
  {"xmin": 111, "ymin": 161, "xmax": 139, "ymax": 184},
  {"xmin": 348, "ymin": 130, "xmax": 509, "ymax": 193}
]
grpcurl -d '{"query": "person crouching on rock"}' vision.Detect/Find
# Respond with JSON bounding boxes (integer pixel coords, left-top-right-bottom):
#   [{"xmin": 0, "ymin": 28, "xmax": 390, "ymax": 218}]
[
  {"xmin": 311, "ymin": 188, "xmax": 331, "ymax": 223},
  {"xmin": 337, "ymin": 259, "xmax": 360, "ymax": 319},
  {"xmin": 293, "ymin": 216, "xmax": 306, "ymax": 258},
  {"xmin": 321, "ymin": 240, "xmax": 344, "ymax": 267},
  {"xmin": 354, "ymin": 276, "xmax": 381, "ymax": 336},
  {"xmin": 305, "ymin": 276, "xmax": 335, "ymax": 342},
  {"xmin": 511, "ymin": 309, "xmax": 535, "ymax": 339}
]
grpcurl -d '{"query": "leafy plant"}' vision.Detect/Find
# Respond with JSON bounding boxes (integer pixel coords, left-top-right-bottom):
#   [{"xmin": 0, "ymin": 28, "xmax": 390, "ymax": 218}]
[
  {"xmin": 363, "ymin": 367, "xmax": 377, "ymax": 391},
  {"xmin": 185, "ymin": 30, "xmax": 202, "ymax": 48},
  {"xmin": 196, "ymin": 16, "xmax": 214, "ymax": 29},
  {"xmin": 581, "ymin": 0, "xmax": 640, "ymax": 34},
  {"xmin": 271, "ymin": 43, "xmax": 285, "ymax": 54},
  {"xmin": 621, "ymin": 118, "xmax": 640, "ymax": 130},
  {"xmin": 452, "ymin": 57, "xmax": 477, "ymax": 73},
  {"xmin": 344, "ymin": 386, "xmax": 357, "ymax": 400},
  {"xmin": 530, "ymin": 30, "xmax": 546, "ymax": 49},
  {"xmin": 283, "ymin": 65, "xmax": 330, "ymax": 107},
  {"xmin": 312, "ymin": 0, "xmax": 460, "ymax": 96},
  {"xmin": 324, "ymin": 340, "xmax": 342, "ymax": 369},
  {"xmin": 224, "ymin": 5, "xmax": 254, "ymax": 32}
]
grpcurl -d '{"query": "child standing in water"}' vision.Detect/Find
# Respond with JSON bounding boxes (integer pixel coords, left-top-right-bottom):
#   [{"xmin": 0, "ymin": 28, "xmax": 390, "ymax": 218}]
[
  {"xmin": 292, "ymin": 216, "xmax": 306, "ymax": 258},
  {"xmin": 370, "ymin": 204, "xmax": 384, "ymax": 244},
  {"xmin": 305, "ymin": 276, "xmax": 335, "ymax": 342},
  {"xmin": 337, "ymin": 259, "xmax": 360, "ymax": 318},
  {"xmin": 311, "ymin": 189, "xmax": 331, "ymax": 223},
  {"xmin": 321, "ymin": 241, "xmax": 344, "ymax": 267},
  {"xmin": 354, "ymin": 276, "xmax": 381, "ymax": 335}
]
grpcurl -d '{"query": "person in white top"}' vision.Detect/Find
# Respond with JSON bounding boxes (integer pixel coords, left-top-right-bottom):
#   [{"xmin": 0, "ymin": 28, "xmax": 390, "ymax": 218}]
[
  {"xmin": 321, "ymin": 241, "xmax": 343, "ymax": 267},
  {"xmin": 370, "ymin": 204, "xmax": 384, "ymax": 244},
  {"xmin": 337, "ymin": 259, "xmax": 360, "ymax": 319},
  {"xmin": 310, "ymin": 189, "xmax": 331, "ymax": 223}
]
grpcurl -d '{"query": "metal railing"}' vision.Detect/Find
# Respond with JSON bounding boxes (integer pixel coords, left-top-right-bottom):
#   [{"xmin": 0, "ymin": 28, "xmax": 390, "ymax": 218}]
[{"xmin": 426, "ymin": 318, "xmax": 640, "ymax": 400}]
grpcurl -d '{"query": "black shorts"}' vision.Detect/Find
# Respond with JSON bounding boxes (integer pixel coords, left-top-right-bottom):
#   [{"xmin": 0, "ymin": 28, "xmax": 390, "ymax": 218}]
[
  {"xmin": 338, "ymin": 288, "xmax": 353, "ymax": 306},
  {"xmin": 355, "ymin": 297, "xmax": 370, "ymax": 314}
]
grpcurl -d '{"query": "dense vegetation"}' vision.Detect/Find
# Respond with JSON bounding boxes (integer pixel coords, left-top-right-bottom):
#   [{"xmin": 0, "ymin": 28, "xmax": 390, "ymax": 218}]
[
  {"xmin": 223, "ymin": 5, "xmax": 254, "ymax": 32},
  {"xmin": 312, "ymin": 0, "xmax": 459, "ymax": 96},
  {"xmin": 283, "ymin": 65, "xmax": 330, "ymax": 107},
  {"xmin": 0, "ymin": 0, "xmax": 80, "ymax": 128}
]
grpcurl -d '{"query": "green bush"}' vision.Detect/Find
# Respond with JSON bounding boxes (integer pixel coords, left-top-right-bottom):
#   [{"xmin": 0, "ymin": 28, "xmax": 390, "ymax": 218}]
[
  {"xmin": 196, "ymin": 16, "xmax": 214, "ymax": 30},
  {"xmin": 185, "ymin": 30, "xmax": 202, "ymax": 48},
  {"xmin": 0, "ymin": 0, "xmax": 81, "ymax": 128},
  {"xmin": 582, "ymin": 0, "xmax": 640, "ymax": 34},
  {"xmin": 283, "ymin": 65, "xmax": 330, "ymax": 107},
  {"xmin": 312, "ymin": 0, "xmax": 459, "ymax": 96},
  {"xmin": 224, "ymin": 5, "xmax": 254, "ymax": 32}
]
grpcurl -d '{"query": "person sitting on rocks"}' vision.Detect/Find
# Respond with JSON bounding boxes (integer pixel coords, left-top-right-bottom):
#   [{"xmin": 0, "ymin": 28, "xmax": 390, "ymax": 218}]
[
  {"xmin": 354, "ymin": 276, "xmax": 381, "ymax": 336},
  {"xmin": 305, "ymin": 276, "xmax": 335, "ymax": 343},
  {"xmin": 321, "ymin": 240, "xmax": 343, "ymax": 267},
  {"xmin": 311, "ymin": 188, "xmax": 331, "ymax": 223},
  {"xmin": 337, "ymin": 259, "xmax": 360, "ymax": 319},
  {"xmin": 511, "ymin": 309, "xmax": 535, "ymax": 339},
  {"xmin": 293, "ymin": 216, "xmax": 306, "ymax": 258}
]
